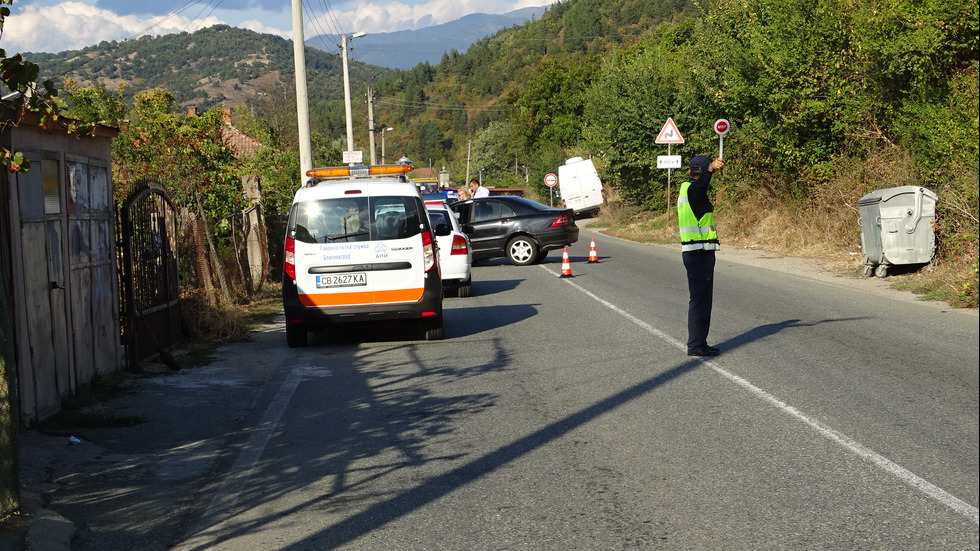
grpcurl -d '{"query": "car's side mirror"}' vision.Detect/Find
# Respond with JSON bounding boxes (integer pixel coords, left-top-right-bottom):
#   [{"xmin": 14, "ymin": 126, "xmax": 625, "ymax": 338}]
[{"xmin": 434, "ymin": 223, "xmax": 452, "ymax": 237}]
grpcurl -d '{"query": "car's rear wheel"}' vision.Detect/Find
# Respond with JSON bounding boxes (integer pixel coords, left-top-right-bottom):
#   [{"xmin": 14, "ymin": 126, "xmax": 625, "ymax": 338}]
[
  {"xmin": 286, "ymin": 322, "xmax": 308, "ymax": 348},
  {"xmin": 455, "ymin": 277, "xmax": 472, "ymax": 297},
  {"xmin": 532, "ymin": 250, "xmax": 549, "ymax": 264},
  {"xmin": 422, "ymin": 315, "xmax": 444, "ymax": 340},
  {"xmin": 506, "ymin": 236, "xmax": 538, "ymax": 266}
]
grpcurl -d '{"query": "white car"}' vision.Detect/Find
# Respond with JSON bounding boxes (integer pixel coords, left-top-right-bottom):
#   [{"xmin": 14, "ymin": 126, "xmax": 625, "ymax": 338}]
[{"xmin": 426, "ymin": 202, "xmax": 473, "ymax": 297}]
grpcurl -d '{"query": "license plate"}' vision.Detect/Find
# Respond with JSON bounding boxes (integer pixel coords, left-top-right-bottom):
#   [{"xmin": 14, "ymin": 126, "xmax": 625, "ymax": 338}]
[{"xmin": 316, "ymin": 272, "xmax": 367, "ymax": 288}]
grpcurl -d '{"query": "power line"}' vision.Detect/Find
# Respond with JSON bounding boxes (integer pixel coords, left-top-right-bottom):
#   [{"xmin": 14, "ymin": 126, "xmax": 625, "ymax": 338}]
[
  {"xmin": 378, "ymin": 98, "xmax": 515, "ymax": 113},
  {"xmin": 183, "ymin": 0, "xmax": 226, "ymax": 35},
  {"xmin": 303, "ymin": 1, "xmax": 340, "ymax": 54}
]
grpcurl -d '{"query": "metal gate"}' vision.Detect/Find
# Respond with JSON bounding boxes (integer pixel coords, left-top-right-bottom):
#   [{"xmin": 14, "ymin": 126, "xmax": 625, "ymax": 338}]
[{"xmin": 118, "ymin": 181, "xmax": 181, "ymax": 369}]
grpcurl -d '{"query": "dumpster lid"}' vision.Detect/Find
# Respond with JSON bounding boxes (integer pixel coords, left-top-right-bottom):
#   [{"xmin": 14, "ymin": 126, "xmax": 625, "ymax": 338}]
[{"xmin": 859, "ymin": 186, "xmax": 937, "ymax": 206}]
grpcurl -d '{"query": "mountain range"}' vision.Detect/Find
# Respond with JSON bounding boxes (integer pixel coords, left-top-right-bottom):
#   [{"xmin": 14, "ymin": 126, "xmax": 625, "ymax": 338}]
[
  {"xmin": 306, "ymin": 7, "xmax": 549, "ymax": 70},
  {"xmin": 21, "ymin": 7, "xmax": 549, "ymax": 117}
]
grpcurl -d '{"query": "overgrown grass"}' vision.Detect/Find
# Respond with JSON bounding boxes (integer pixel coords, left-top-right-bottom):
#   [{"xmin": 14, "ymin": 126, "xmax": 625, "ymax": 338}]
[
  {"xmin": 594, "ymin": 186, "xmax": 979, "ymax": 309},
  {"xmin": 37, "ymin": 373, "xmax": 146, "ymax": 430},
  {"xmin": 180, "ymin": 283, "xmax": 284, "ymax": 345},
  {"xmin": 889, "ymin": 256, "xmax": 980, "ymax": 308},
  {"xmin": 592, "ymin": 201, "xmax": 676, "ymax": 244},
  {"xmin": 242, "ymin": 283, "xmax": 286, "ymax": 327},
  {"xmin": 169, "ymin": 282, "xmax": 285, "ymax": 369},
  {"xmin": 174, "ymin": 342, "xmax": 219, "ymax": 369}
]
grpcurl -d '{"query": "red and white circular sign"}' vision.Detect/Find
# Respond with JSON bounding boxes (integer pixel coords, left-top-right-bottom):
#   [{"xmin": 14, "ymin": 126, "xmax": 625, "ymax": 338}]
[
  {"xmin": 714, "ymin": 119, "xmax": 730, "ymax": 136},
  {"xmin": 544, "ymin": 173, "xmax": 558, "ymax": 187}
]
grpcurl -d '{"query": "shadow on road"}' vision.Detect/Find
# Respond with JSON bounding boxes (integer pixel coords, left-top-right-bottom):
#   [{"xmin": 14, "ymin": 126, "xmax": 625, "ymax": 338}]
[{"xmin": 179, "ymin": 315, "xmax": 838, "ymax": 550}]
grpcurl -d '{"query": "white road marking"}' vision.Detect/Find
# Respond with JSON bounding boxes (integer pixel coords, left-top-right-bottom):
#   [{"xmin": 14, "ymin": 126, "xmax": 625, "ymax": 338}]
[
  {"xmin": 178, "ymin": 364, "xmax": 333, "ymax": 548},
  {"xmin": 548, "ymin": 266, "xmax": 979, "ymax": 524}
]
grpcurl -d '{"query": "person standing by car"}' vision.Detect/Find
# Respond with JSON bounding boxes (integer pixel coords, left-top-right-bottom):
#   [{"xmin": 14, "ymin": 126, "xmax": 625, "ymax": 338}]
[
  {"xmin": 468, "ymin": 178, "xmax": 489, "ymax": 198},
  {"xmin": 678, "ymin": 155, "xmax": 724, "ymax": 357}
]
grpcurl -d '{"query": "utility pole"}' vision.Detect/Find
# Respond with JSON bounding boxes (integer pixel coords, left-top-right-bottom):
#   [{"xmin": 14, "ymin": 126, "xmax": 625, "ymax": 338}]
[
  {"xmin": 367, "ymin": 85, "xmax": 377, "ymax": 165},
  {"xmin": 381, "ymin": 126, "xmax": 393, "ymax": 164},
  {"xmin": 290, "ymin": 0, "xmax": 312, "ymax": 176},
  {"xmin": 466, "ymin": 140, "xmax": 472, "ymax": 184},
  {"xmin": 342, "ymin": 32, "xmax": 366, "ymax": 159}
]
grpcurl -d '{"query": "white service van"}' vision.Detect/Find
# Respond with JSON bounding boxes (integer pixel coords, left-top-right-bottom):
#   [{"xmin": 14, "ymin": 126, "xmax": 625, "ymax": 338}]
[
  {"xmin": 282, "ymin": 163, "xmax": 446, "ymax": 346},
  {"xmin": 558, "ymin": 156, "xmax": 605, "ymax": 216}
]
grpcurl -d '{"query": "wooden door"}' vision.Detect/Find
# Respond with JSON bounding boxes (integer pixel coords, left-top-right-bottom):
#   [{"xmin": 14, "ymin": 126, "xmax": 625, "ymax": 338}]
[{"xmin": 13, "ymin": 154, "xmax": 71, "ymax": 421}]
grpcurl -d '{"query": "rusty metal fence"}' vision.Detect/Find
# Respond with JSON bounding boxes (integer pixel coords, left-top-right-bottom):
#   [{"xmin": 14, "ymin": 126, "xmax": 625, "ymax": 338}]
[{"xmin": 117, "ymin": 181, "xmax": 182, "ymax": 369}]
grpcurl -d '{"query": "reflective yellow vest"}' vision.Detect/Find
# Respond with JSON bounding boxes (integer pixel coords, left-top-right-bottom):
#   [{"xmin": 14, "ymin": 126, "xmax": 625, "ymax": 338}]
[{"xmin": 677, "ymin": 181, "xmax": 719, "ymax": 252}]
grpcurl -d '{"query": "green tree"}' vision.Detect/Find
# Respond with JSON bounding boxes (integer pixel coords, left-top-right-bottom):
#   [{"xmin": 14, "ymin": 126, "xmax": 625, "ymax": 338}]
[
  {"xmin": 62, "ymin": 78, "xmax": 128, "ymax": 125},
  {"xmin": 471, "ymin": 121, "xmax": 524, "ymax": 187},
  {"xmin": 582, "ymin": 26, "xmax": 701, "ymax": 209},
  {"xmin": 416, "ymin": 120, "xmax": 450, "ymax": 165},
  {"xmin": 513, "ymin": 57, "xmax": 599, "ymax": 151},
  {"xmin": 112, "ymin": 89, "xmax": 244, "ymax": 302}
]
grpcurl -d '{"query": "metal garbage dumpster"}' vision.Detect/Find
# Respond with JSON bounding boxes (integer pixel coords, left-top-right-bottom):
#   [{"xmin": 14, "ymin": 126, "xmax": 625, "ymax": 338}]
[{"xmin": 858, "ymin": 186, "xmax": 937, "ymax": 277}]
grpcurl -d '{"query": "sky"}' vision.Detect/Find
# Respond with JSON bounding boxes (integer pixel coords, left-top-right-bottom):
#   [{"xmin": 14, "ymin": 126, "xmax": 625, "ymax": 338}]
[{"xmin": 3, "ymin": 0, "xmax": 555, "ymax": 54}]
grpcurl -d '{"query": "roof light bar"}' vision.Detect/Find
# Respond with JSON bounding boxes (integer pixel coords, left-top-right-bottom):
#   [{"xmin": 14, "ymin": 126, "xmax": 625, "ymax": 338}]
[{"xmin": 306, "ymin": 163, "xmax": 414, "ymax": 179}]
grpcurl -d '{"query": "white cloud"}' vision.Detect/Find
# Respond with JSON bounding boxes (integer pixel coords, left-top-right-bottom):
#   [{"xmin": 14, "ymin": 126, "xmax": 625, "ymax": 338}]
[
  {"xmin": 309, "ymin": 0, "xmax": 553, "ymax": 36},
  {"xmin": 2, "ymin": 0, "xmax": 553, "ymax": 54},
  {"xmin": 238, "ymin": 19, "xmax": 291, "ymax": 40},
  {"xmin": 3, "ymin": 1, "xmax": 222, "ymax": 53}
]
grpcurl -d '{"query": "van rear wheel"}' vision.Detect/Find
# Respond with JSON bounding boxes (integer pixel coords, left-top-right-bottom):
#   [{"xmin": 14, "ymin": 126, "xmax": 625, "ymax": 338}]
[
  {"xmin": 422, "ymin": 315, "xmax": 444, "ymax": 340},
  {"xmin": 286, "ymin": 322, "xmax": 308, "ymax": 348}
]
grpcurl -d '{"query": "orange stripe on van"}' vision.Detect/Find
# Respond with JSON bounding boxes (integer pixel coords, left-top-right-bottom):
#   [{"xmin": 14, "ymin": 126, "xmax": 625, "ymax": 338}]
[{"xmin": 298, "ymin": 288, "xmax": 425, "ymax": 307}]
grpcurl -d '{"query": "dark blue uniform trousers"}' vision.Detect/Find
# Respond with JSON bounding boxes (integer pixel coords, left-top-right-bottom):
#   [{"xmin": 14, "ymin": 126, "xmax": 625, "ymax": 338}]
[{"xmin": 683, "ymin": 249, "xmax": 715, "ymax": 351}]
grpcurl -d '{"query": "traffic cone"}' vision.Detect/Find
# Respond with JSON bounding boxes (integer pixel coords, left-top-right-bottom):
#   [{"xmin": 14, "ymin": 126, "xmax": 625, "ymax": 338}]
[
  {"xmin": 559, "ymin": 247, "xmax": 573, "ymax": 278},
  {"xmin": 587, "ymin": 238, "xmax": 599, "ymax": 263}
]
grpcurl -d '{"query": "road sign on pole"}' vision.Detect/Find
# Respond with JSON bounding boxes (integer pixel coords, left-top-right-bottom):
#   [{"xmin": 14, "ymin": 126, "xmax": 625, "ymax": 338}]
[
  {"xmin": 714, "ymin": 119, "xmax": 730, "ymax": 159},
  {"xmin": 343, "ymin": 150, "xmax": 363, "ymax": 164},
  {"xmin": 656, "ymin": 118, "xmax": 685, "ymax": 144},
  {"xmin": 714, "ymin": 119, "xmax": 730, "ymax": 136},
  {"xmin": 544, "ymin": 173, "xmax": 557, "ymax": 206}
]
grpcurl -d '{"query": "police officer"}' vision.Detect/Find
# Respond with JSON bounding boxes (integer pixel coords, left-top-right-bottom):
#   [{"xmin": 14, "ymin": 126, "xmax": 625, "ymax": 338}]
[{"xmin": 678, "ymin": 155, "xmax": 724, "ymax": 356}]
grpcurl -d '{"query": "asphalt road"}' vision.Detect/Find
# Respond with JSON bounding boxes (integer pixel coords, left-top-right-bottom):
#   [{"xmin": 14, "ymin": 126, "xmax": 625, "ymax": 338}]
[{"xmin": 21, "ymin": 229, "xmax": 979, "ymax": 550}]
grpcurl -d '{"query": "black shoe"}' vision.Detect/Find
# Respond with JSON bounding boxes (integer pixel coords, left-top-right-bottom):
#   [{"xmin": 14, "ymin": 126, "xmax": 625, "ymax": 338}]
[
  {"xmin": 706, "ymin": 345, "xmax": 720, "ymax": 353},
  {"xmin": 688, "ymin": 346, "xmax": 720, "ymax": 357}
]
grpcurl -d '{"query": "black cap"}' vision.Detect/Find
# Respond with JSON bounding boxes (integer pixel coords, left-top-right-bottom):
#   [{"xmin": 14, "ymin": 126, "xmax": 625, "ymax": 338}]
[{"xmin": 690, "ymin": 155, "xmax": 710, "ymax": 175}]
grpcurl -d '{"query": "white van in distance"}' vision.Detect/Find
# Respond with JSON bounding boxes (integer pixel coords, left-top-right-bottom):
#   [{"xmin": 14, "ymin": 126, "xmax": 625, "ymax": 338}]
[{"xmin": 558, "ymin": 157, "xmax": 605, "ymax": 216}]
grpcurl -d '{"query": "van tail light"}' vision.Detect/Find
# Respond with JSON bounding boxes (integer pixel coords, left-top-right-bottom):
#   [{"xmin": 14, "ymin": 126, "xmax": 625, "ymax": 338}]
[
  {"xmin": 284, "ymin": 237, "xmax": 296, "ymax": 280},
  {"xmin": 421, "ymin": 230, "xmax": 437, "ymax": 273},
  {"xmin": 551, "ymin": 213, "xmax": 570, "ymax": 227},
  {"xmin": 450, "ymin": 234, "xmax": 469, "ymax": 255}
]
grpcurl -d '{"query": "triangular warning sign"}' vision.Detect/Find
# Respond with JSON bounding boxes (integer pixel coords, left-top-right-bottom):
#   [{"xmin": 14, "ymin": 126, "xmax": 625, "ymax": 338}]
[{"xmin": 655, "ymin": 118, "xmax": 685, "ymax": 144}]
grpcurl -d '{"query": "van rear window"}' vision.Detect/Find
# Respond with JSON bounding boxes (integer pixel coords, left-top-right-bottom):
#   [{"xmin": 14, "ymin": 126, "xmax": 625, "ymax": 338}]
[{"xmin": 289, "ymin": 196, "xmax": 422, "ymax": 243}]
